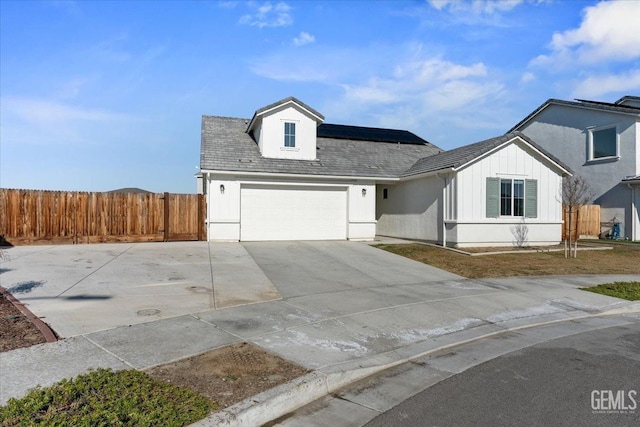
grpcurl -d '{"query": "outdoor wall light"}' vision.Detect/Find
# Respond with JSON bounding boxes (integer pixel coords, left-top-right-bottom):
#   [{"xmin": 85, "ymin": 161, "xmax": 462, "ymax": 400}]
[
  {"xmin": 220, "ymin": 184, "xmax": 225, "ymax": 193},
  {"xmin": 362, "ymin": 188, "xmax": 367, "ymax": 196}
]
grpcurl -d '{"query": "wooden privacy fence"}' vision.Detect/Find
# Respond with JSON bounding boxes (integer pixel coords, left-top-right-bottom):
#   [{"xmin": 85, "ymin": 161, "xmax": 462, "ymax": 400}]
[
  {"xmin": 563, "ymin": 204, "xmax": 600, "ymax": 240},
  {"xmin": 0, "ymin": 189, "xmax": 206, "ymax": 245}
]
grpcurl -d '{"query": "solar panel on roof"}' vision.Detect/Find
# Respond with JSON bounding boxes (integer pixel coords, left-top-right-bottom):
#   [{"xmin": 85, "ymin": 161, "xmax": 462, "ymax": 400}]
[{"xmin": 317, "ymin": 123, "xmax": 429, "ymax": 145}]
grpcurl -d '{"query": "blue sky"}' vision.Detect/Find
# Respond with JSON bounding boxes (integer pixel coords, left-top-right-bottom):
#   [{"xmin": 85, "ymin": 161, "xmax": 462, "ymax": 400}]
[{"xmin": 1, "ymin": 0, "xmax": 639, "ymax": 193}]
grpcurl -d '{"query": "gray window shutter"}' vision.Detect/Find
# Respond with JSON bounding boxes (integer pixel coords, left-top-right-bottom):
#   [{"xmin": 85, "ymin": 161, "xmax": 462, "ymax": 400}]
[
  {"xmin": 525, "ymin": 179, "xmax": 537, "ymax": 218},
  {"xmin": 486, "ymin": 178, "xmax": 499, "ymax": 218}
]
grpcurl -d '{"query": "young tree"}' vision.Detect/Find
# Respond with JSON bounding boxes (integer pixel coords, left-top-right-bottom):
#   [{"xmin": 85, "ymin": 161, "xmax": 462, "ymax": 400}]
[{"xmin": 561, "ymin": 175, "xmax": 593, "ymax": 258}]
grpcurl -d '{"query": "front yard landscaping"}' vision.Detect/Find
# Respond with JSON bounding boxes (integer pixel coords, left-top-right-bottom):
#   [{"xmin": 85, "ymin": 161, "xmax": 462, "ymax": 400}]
[
  {"xmin": 0, "ymin": 368, "xmax": 214, "ymax": 427},
  {"xmin": 580, "ymin": 281, "xmax": 640, "ymax": 301},
  {"xmin": 0, "ymin": 342, "xmax": 308, "ymax": 426},
  {"xmin": 377, "ymin": 243, "xmax": 640, "ymax": 278}
]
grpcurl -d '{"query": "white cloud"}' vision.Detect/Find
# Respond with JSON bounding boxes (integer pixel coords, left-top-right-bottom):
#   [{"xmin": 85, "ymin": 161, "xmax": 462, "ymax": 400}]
[
  {"xmin": 0, "ymin": 97, "xmax": 132, "ymax": 147},
  {"xmin": 429, "ymin": 0, "xmax": 523, "ymax": 14},
  {"xmin": 3, "ymin": 97, "xmax": 123, "ymax": 123},
  {"xmin": 239, "ymin": 2, "xmax": 293, "ymax": 28},
  {"xmin": 520, "ymin": 72, "xmax": 535, "ymax": 83},
  {"xmin": 249, "ymin": 44, "xmax": 507, "ymax": 144},
  {"xmin": 572, "ymin": 69, "xmax": 640, "ymax": 99},
  {"xmin": 293, "ymin": 31, "xmax": 315, "ymax": 47},
  {"xmin": 339, "ymin": 56, "xmax": 494, "ymax": 111},
  {"xmin": 533, "ymin": 1, "xmax": 640, "ymax": 67},
  {"xmin": 328, "ymin": 55, "xmax": 505, "ymax": 143}
]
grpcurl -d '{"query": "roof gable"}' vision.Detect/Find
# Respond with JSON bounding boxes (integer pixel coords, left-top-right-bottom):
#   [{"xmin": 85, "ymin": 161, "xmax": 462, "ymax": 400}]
[
  {"xmin": 246, "ymin": 96, "xmax": 324, "ymax": 134},
  {"xmin": 510, "ymin": 98, "xmax": 640, "ymax": 132},
  {"xmin": 402, "ymin": 132, "xmax": 572, "ymax": 178},
  {"xmin": 616, "ymin": 95, "xmax": 640, "ymax": 108}
]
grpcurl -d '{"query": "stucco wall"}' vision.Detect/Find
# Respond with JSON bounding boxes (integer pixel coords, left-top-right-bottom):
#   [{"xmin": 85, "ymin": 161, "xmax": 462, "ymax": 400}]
[
  {"xmin": 519, "ymin": 105, "xmax": 638, "ymax": 239},
  {"xmin": 376, "ymin": 176, "xmax": 443, "ymax": 242}
]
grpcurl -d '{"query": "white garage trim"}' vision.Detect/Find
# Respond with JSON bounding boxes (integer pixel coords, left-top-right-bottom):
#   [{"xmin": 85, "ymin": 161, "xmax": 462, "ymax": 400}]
[{"xmin": 240, "ymin": 184, "xmax": 348, "ymax": 241}]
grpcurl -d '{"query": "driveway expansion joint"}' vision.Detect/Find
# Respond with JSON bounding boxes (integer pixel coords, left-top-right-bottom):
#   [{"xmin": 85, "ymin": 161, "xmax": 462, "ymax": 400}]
[{"xmin": 55, "ymin": 244, "xmax": 134, "ymax": 297}]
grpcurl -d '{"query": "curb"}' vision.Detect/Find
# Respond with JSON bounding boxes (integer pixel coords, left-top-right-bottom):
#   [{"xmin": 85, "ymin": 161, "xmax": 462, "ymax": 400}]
[
  {"xmin": 0, "ymin": 286, "xmax": 58, "ymax": 343},
  {"xmin": 192, "ymin": 306, "xmax": 640, "ymax": 427}
]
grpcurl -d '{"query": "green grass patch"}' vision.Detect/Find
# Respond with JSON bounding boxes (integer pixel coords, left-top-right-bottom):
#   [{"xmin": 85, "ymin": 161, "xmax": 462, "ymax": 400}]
[
  {"xmin": 0, "ymin": 368, "xmax": 216, "ymax": 427},
  {"xmin": 580, "ymin": 281, "xmax": 640, "ymax": 301}
]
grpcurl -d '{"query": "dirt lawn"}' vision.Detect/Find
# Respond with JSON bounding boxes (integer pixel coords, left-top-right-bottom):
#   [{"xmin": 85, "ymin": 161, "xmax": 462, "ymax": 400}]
[
  {"xmin": 146, "ymin": 342, "xmax": 309, "ymax": 409},
  {"xmin": 377, "ymin": 243, "xmax": 640, "ymax": 278},
  {"xmin": 0, "ymin": 293, "xmax": 46, "ymax": 352}
]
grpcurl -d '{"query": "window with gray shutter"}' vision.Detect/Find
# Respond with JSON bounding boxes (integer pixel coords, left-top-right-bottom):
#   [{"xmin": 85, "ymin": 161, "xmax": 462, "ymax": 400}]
[
  {"xmin": 486, "ymin": 177, "xmax": 500, "ymax": 218},
  {"xmin": 525, "ymin": 179, "xmax": 538, "ymax": 218}
]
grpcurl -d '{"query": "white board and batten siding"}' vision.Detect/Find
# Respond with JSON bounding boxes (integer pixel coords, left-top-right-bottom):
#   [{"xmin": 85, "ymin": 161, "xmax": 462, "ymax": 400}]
[{"xmin": 449, "ymin": 141, "xmax": 564, "ymax": 247}]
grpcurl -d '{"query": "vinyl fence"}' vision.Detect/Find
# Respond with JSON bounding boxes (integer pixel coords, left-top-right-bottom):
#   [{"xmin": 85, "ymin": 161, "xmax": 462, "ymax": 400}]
[{"xmin": 0, "ymin": 189, "xmax": 205, "ymax": 245}]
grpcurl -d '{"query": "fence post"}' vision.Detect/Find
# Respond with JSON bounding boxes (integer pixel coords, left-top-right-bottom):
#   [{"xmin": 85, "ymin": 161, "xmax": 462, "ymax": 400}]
[
  {"xmin": 163, "ymin": 192, "xmax": 170, "ymax": 242},
  {"xmin": 197, "ymin": 194, "xmax": 205, "ymax": 241}
]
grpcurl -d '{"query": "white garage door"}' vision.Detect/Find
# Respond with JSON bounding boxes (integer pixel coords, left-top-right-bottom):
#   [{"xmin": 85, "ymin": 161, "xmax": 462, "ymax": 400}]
[{"xmin": 240, "ymin": 185, "xmax": 347, "ymax": 241}]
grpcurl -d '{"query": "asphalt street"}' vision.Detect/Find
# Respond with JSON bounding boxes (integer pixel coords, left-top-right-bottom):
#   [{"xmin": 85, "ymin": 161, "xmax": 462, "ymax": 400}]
[{"xmin": 366, "ymin": 321, "xmax": 640, "ymax": 427}]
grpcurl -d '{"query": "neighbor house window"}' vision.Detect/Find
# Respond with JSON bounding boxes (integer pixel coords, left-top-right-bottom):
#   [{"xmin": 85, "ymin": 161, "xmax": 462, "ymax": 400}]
[
  {"xmin": 589, "ymin": 125, "xmax": 618, "ymax": 160},
  {"xmin": 383, "ymin": 188, "xmax": 388, "ymax": 199},
  {"xmin": 487, "ymin": 178, "xmax": 537, "ymax": 218},
  {"xmin": 284, "ymin": 122, "xmax": 296, "ymax": 147}
]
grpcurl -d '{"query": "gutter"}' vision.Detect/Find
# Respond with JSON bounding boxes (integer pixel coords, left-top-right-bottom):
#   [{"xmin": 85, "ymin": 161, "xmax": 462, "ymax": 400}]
[{"xmin": 627, "ymin": 182, "xmax": 637, "ymax": 241}]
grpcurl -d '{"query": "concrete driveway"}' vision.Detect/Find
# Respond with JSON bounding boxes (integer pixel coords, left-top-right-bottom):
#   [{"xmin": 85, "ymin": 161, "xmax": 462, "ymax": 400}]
[
  {"xmin": 0, "ymin": 240, "xmax": 458, "ymax": 337},
  {"xmin": 3, "ymin": 240, "xmax": 640, "ymax": 410},
  {"xmin": 1, "ymin": 241, "xmax": 280, "ymax": 337}
]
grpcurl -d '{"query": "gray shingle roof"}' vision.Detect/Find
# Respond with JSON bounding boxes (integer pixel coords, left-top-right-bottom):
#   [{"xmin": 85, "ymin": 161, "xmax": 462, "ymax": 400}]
[
  {"xmin": 402, "ymin": 132, "xmax": 572, "ymax": 177},
  {"xmin": 200, "ymin": 116, "xmax": 442, "ymax": 178},
  {"xmin": 510, "ymin": 98, "xmax": 640, "ymax": 132},
  {"xmin": 615, "ymin": 95, "xmax": 640, "ymax": 105}
]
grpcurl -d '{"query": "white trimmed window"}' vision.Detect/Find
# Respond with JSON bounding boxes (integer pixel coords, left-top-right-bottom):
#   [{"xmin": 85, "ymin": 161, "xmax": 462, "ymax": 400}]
[
  {"xmin": 487, "ymin": 178, "xmax": 537, "ymax": 218},
  {"xmin": 284, "ymin": 122, "xmax": 296, "ymax": 147},
  {"xmin": 588, "ymin": 125, "xmax": 619, "ymax": 161}
]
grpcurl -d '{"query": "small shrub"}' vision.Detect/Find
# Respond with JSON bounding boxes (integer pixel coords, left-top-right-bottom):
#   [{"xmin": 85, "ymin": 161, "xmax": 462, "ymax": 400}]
[{"xmin": 0, "ymin": 368, "xmax": 215, "ymax": 427}]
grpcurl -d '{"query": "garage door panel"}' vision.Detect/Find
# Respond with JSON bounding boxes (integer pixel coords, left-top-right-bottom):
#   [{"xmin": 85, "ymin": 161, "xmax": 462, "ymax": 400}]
[{"xmin": 241, "ymin": 185, "xmax": 347, "ymax": 241}]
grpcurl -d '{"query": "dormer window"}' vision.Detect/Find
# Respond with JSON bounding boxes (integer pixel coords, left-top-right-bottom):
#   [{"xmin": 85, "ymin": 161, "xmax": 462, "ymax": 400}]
[{"xmin": 284, "ymin": 122, "xmax": 296, "ymax": 147}]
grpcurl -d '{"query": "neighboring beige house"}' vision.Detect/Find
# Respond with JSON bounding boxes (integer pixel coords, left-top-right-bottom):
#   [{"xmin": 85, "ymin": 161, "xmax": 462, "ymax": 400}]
[
  {"xmin": 511, "ymin": 95, "xmax": 640, "ymax": 241},
  {"xmin": 199, "ymin": 97, "xmax": 571, "ymax": 247}
]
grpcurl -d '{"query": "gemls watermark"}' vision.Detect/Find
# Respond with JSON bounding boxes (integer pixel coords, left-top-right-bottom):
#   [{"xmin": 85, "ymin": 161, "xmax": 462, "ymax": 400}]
[{"xmin": 591, "ymin": 390, "xmax": 637, "ymax": 414}]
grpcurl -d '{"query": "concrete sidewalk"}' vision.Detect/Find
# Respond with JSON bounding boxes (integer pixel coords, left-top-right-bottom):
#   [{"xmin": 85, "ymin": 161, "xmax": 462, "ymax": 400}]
[{"xmin": 1, "ymin": 241, "xmax": 639, "ymax": 425}]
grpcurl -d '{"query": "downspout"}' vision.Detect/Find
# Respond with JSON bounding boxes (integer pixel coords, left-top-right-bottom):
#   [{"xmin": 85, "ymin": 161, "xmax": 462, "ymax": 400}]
[
  {"xmin": 628, "ymin": 183, "xmax": 636, "ymax": 241},
  {"xmin": 205, "ymin": 173, "xmax": 210, "ymax": 241},
  {"xmin": 437, "ymin": 172, "xmax": 447, "ymax": 247}
]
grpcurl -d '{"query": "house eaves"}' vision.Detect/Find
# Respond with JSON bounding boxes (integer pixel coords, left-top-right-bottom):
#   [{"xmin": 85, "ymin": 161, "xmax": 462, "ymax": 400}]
[
  {"xmin": 199, "ymin": 168, "xmax": 398, "ymax": 182},
  {"xmin": 509, "ymin": 98, "xmax": 640, "ymax": 133},
  {"xmin": 246, "ymin": 96, "xmax": 325, "ymax": 134},
  {"xmin": 401, "ymin": 132, "xmax": 572, "ymax": 180}
]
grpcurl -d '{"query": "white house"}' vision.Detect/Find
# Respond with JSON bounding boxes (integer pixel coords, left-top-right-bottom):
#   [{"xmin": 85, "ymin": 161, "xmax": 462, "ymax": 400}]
[
  {"xmin": 199, "ymin": 97, "xmax": 571, "ymax": 247},
  {"xmin": 510, "ymin": 95, "xmax": 640, "ymax": 241}
]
